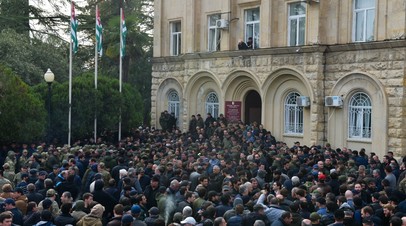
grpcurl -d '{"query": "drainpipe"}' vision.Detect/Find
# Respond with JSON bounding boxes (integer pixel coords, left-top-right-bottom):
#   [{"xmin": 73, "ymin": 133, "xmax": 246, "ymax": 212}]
[{"xmin": 322, "ymin": 47, "xmax": 328, "ymax": 146}]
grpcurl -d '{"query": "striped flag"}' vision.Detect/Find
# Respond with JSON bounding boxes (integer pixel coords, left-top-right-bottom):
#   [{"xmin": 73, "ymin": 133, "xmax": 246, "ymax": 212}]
[
  {"xmin": 71, "ymin": 1, "xmax": 78, "ymax": 53},
  {"xmin": 96, "ymin": 5, "xmax": 102, "ymax": 56},
  {"xmin": 120, "ymin": 8, "xmax": 127, "ymax": 58}
]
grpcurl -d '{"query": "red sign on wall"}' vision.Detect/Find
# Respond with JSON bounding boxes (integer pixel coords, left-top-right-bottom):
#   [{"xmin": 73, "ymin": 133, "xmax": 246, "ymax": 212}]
[{"xmin": 225, "ymin": 101, "xmax": 242, "ymax": 123}]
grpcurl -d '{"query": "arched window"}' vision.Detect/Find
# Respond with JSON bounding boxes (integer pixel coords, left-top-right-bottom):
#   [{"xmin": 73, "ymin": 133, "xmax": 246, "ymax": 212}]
[
  {"xmin": 284, "ymin": 92, "xmax": 303, "ymax": 134},
  {"xmin": 168, "ymin": 90, "xmax": 180, "ymax": 119},
  {"xmin": 349, "ymin": 92, "xmax": 372, "ymax": 139},
  {"xmin": 205, "ymin": 92, "xmax": 219, "ymax": 119}
]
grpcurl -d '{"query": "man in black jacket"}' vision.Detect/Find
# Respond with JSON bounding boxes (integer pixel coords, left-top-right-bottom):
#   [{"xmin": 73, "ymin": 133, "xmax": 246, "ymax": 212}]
[
  {"xmin": 92, "ymin": 179, "xmax": 118, "ymax": 220},
  {"xmin": 241, "ymin": 204, "xmax": 269, "ymax": 226}
]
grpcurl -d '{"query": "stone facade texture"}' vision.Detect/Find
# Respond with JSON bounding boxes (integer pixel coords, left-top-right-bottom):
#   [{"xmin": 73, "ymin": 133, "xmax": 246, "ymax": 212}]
[{"xmin": 152, "ymin": 0, "xmax": 406, "ymax": 157}]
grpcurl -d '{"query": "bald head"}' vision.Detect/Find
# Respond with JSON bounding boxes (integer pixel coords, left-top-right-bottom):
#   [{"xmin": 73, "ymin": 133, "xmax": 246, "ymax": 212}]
[
  {"xmin": 301, "ymin": 219, "xmax": 311, "ymax": 226},
  {"xmin": 345, "ymin": 190, "xmax": 353, "ymax": 199}
]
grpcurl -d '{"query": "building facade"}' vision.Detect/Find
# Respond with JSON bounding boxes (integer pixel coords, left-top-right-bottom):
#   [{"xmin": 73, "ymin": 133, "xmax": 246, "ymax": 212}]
[{"xmin": 151, "ymin": 0, "xmax": 406, "ymax": 157}]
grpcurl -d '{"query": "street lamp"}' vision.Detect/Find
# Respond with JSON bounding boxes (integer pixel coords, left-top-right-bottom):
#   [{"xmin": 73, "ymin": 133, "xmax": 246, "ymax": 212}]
[{"xmin": 44, "ymin": 68, "xmax": 55, "ymax": 144}]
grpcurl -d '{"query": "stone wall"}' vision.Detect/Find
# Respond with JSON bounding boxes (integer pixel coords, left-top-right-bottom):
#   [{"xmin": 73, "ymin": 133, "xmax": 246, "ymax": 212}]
[{"xmin": 152, "ymin": 40, "xmax": 406, "ymax": 157}]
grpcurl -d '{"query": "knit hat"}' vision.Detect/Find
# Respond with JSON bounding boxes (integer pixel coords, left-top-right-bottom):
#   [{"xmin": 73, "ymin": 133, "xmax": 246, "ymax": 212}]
[
  {"xmin": 90, "ymin": 204, "xmax": 105, "ymax": 218},
  {"xmin": 73, "ymin": 200, "xmax": 85, "ymax": 211},
  {"xmin": 46, "ymin": 189, "xmax": 56, "ymax": 197},
  {"xmin": 122, "ymin": 214, "xmax": 134, "ymax": 224},
  {"xmin": 149, "ymin": 207, "xmax": 159, "ymax": 216}
]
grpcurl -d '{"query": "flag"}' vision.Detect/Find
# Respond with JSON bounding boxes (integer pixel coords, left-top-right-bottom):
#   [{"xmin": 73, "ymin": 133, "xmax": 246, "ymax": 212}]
[
  {"xmin": 71, "ymin": 1, "xmax": 78, "ymax": 53},
  {"xmin": 120, "ymin": 8, "xmax": 127, "ymax": 58},
  {"xmin": 96, "ymin": 6, "xmax": 102, "ymax": 56}
]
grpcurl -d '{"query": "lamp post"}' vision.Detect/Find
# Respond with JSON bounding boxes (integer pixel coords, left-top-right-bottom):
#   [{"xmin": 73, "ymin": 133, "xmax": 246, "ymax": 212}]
[{"xmin": 44, "ymin": 68, "xmax": 55, "ymax": 144}]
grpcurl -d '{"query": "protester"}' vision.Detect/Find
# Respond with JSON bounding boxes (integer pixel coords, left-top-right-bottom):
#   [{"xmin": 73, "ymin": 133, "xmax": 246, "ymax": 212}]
[{"xmin": 0, "ymin": 114, "xmax": 405, "ymax": 226}]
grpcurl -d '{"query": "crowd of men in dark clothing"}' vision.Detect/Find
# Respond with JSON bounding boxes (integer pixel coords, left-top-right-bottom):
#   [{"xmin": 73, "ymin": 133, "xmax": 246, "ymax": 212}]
[{"xmin": 0, "ymin": 113, "xmax": 406, "ymax": 226}]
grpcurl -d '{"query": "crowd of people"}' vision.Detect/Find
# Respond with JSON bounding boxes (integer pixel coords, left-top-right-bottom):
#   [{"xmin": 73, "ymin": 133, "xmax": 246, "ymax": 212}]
[{"xmin": 0, "ymin": 113, "xmax": 406, "ymax": 226}]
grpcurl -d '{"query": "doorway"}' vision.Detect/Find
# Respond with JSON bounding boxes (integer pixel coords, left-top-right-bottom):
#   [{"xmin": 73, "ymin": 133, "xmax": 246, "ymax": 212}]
[{"xmin": 244, "ymin": 90, "xmax": 261, "ymax": 124}]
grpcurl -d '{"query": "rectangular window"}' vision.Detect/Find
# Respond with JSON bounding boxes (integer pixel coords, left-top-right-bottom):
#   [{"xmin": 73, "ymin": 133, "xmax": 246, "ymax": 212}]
[
  {"xmin": 208, "ymin": 14, "xmax": 221, "ymax": 51},
  {"xmin": 354, "ymin": 0, "xmax": 375, "ymax": 42},
  {"xmin": 245, "ymin": 8, "xmax": 260, "ymax": 49},
  {"xmin": 288, "ymin": 2, "xmax": 306, "ymax": 46},
  {"xmin": 170, "ymin": 21, "xmax": 181, "ymax": 56}
]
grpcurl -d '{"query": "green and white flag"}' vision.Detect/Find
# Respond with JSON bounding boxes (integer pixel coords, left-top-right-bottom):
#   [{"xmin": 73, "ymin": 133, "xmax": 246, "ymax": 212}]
[
  {"xmin": 120, "ymin": 8, "xmax": 127, "ymax": 58},
  {"xmin": 71, "ymin": 1, "xmax": 78, "ymax": 53},
  {"xmin": 96, "ymin": 5, "xmax": 102, "ymax": 56}
]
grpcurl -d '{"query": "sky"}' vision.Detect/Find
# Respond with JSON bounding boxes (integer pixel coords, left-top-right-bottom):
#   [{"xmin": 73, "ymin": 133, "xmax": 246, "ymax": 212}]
[{"xmin": 29, "ymin": 0, "xmax": 88, "ymax": 41}]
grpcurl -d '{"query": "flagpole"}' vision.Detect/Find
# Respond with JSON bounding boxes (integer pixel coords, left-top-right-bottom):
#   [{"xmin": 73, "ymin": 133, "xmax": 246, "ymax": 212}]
[
  {"xmin": 68, "ymin": 2, "xmax": 73, "ymax": 147},
  {"xmin": 118, "ymin": 8, "xmax": 123, "ymax": 142},
  {"xmin": 94, "ymin": 5, "xmax": 98, "ymax": 143}
]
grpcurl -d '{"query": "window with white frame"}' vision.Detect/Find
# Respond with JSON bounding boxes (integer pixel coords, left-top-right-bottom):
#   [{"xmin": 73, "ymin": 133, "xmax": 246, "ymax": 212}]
[
  {"xmin": 288, "ymin": 2, "xmax": 306, "ymax": 46},
  {"xmin": 353, "ymin": 0, "xmax": 375, "ymax": 42},
  {"xmin": 284, "ymin": 92, "xmax": 303, "ymax": 134},
  {"xmin": 168, "ymin": 90, "xmax": 180, "ymax": 119},
  {"xmin": 245, "ymin": 8, "xmax": 260, "ymax": 49},
  {"xmin": 170, "ymin": 21, "xmax": 181, "ymax": 56},
  {"xmin": 348, "ymin": 92, "xmax": 372, "ymax": 139},
  {"xmin": 205, "ymin": 92, "xmax": 219, "ymax": 119},
  {"xmin": 208, "ymin": 14, "xmax": 221, "ymax": 51}
]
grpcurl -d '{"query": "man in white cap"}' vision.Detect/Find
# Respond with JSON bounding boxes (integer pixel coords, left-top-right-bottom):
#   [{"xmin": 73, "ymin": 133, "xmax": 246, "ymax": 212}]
[{"xmin": 181, "ymin": 216, "xmax": 197, "ymax": 226}]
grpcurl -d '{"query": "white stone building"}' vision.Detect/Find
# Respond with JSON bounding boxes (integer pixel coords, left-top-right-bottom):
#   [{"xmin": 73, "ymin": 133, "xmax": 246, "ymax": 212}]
[{"xmin": 151, "ymin": 0, "xmax": 406, "ymax": 157}]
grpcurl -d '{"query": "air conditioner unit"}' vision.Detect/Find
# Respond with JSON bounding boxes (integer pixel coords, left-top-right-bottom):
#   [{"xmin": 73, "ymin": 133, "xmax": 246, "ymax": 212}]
[
  {"xmin": 296, "ymin": 96, "xmax": 310, "ymax": 107},
  {"xmin": 325, "ymin": 96, "xmax": 343, "ymax": 107},
  {"xmin": 216, "ymin": 19, "xmax": 228, "ymax": 29},
  {"xmin": 301, "ymin": 0, "xmax": 320, "ymax": 3}
]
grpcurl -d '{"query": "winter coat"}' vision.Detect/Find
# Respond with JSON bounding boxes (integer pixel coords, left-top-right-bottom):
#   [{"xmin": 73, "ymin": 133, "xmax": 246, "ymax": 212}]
[
  {"xmin": 54, "ymin": 213, "xmax": 76, "ymax": 226},
  {"xmin": 76, "ymin": 215, "xmax": 102, "ymax": 226}
]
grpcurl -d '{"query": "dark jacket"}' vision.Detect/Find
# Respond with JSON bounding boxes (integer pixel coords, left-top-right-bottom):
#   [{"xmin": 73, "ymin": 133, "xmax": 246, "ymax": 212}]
[
  {"xmin": 27, "ymin": 191, "xmax": 44, "ymax": 204},
  {"xmin": 144, "ymin": 215, "xmax": 159, "ymax": 226},
  {"xmin": 271, "ymin": 218, "xmax": 288, "ymax": 226},
  {"xmin": 92, "ymin": 180, "xmax": 118, "ymax": 218},
  {"xmin": 54, "ymin": 213, "xmax": 76, "ymax": 226},
  {"xmin": 227, "ymin": 214, "xmax": 242, "ymax": 226},
  {"xmin": 241, "ymin": 212, "xmax": 269, "ymax": 226},
  {"xmin": 10, "ymin": 207, "xmax": 24, "ymax": 225},
  {"xmin": 144, "ymin": 185, "xmax": 159, "ymax": 209},
  {"xmin": 23, "ymin": 211, "xmax": 41, "ymax": 226},
  {"xmin": 215, "ymin": 204, "xmax": 232, "ymax": 218},
  {"xmin": 107, "ymin": 216, "xmax": 122, "ymax": 226},
  {"xmin": 55, "ymin": 181, "xmax": 79, "ymax": 200}
]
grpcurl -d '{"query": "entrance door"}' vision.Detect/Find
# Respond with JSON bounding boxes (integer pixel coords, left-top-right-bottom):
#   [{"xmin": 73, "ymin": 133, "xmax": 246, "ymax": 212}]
[{"xmin": 244, "ymin": 90, "xmax": 261, "ymax": 124}]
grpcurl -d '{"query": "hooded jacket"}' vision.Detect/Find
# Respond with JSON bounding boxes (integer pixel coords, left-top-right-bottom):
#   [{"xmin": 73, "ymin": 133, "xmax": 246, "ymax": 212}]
[
  {"xmin": 76, "ymin": 204, "xmax": 104, "ymax": 226},
  {"xmin": 76, "ymin": 215, "xmax": 102, "ymax": 226}
]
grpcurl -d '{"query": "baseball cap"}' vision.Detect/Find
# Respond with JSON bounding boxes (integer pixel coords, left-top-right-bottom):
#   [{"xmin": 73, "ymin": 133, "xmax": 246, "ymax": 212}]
[
  {"xmin": 181, "ymin": 217, "xmax": 197, "ymax": 225},
  {"xmin": 4, "ymin": 198, "xmax": 15, "ymax": 205},
  {"xmin": 222, "ymin": 185, "xmax": 231, "ymax": 192},
  {"xmin": 46, "ymin": 189, "xmax": 56, "ymax": 197},
  {"xmin": 131, "ymin": 205, "xmax": 141, "ymax": 214}
]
